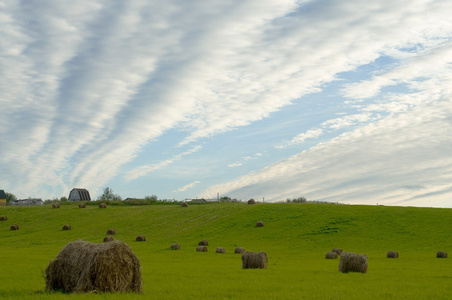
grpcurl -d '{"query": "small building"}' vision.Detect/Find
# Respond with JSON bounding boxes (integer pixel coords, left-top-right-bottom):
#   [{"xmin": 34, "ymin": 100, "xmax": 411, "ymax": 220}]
[
  {"xmin": 190, "ymin": 198, "xmax": 208, "ymax": 203},
  {"xmin": 68, "ymin": 188, "xmax": 91, "ymax": 201},
  {"xmin": 0, "ymin": 190, "xmax": 6, "ymax": 206},
  {"xmin": 10, "ymin": 198, "xmax": 44, "ymax": 206}
]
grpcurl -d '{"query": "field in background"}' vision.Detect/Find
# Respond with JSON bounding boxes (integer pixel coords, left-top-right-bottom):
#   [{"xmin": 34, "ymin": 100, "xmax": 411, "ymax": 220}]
[{"xmin": 1, "ymin": 202, "xmax": 451, "ymax": 299}]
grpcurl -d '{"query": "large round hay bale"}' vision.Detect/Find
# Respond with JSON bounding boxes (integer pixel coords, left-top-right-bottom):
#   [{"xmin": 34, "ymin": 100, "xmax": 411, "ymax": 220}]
[
  {"xmin": 196, "ymin": 246, "xmax": 208, "ymax": 252},
  {"xmin": 10, "ymin": 224, "xmax": 19, "ymax": 230},
  {"xmin": 62, "ymin": 224, "xmax": 71, "ymax": 231},
  {"xmin": 216, "ymin": 247, "xmax": 226, "ymax": 254},
  {"xmin": 135, "ymin": 235, "xmax": 146, "ymax": 242},
  {"xmin": 437, "ymin": 251, "xmax": 448, "ymax": 258},
  {"xmin": 198, "ymin": 239, "xmax": 208, "ymax": 246},
  {"xmin": 256, "ymin": 221, "xmax": 264, "ymax": 227},
  {"xmin": 0, "ymin": 215, "xmax": 7, "ymax": 221},
  {"xmin": 103, "ymin": 236, "xmax": 114, "ymax": 243},
  {"xmin": 248, "ymin": 199, "xmax": 255, "ymax": 205},
  {"xmin": 387, "ymin": 251, "xmax": 399, "ymax": 258},
  {"xmin": 325, "ymin": 251, "xmax": 338, "ymax": 259},
  {"xmin": 79, "ymin": 203, "xmax": 86, "ymax": 208},
  {"xmin": 99, "ymin": 203, "xmax": 107, "ymax": 208},
  {"xmin": 235, "ymin": 247, "xmax": 246, "ymax": 254},
  {"xmin": 181, "ymin": 202, "xmax": 188, "ymax": 207},
  {"xmin": 52, "ymin": 203, "xmax": 60, "ymax": 209},
  {"xmin": 339, "ymin": 252, "xmax": 368, "ymax": 273},
  {"xmin": 332, "ymin": 248, "xmax": 342, "ymax": 255},
  {"xmin": 107, "ymin": 228, "xmax": 116, "ymax": 235},
  {"xmin": 242, "ymin": 251, "xmax": 268, "ymax": 269},
  {"xmin": 170, "ymin": 244, "xmax": 180, "ymax": 250},
  {"xmin": 45, "ymin": 240, "xmax": 142, "ymax": 293}
]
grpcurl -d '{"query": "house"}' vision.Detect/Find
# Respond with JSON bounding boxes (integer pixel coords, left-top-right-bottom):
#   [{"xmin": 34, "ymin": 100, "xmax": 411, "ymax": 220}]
[
  {"xmin": 10, "ymin": 198, "xmax": 44, "ymax": 206},
  {"xmin": 0, "ymin": 190, "xmax": 6, "ymax": 206},
  {"xmin": 68, "ymin": 188, "xmax": 91, "ymax": 201}
]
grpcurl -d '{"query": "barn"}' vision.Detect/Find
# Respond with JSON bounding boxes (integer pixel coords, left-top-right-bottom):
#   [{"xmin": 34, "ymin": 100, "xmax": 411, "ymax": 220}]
[
  {"xmin": 68, "ymin": 188, "xmax": 91, "ymax": 202},
  {"xmin": 0, "ymin": 190, "xmax": 6, "ymax": 206}
]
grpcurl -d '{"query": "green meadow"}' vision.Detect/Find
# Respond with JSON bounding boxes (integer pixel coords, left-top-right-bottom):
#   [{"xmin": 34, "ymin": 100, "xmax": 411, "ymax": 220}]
[{"xmin": 1, "ymin": 202, "xmax": 451, "ymax": 299}]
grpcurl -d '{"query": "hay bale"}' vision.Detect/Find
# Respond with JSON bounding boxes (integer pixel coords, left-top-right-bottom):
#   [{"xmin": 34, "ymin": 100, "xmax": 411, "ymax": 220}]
[
  {"xmin": 196, "ymin": 246, "xmax": 208, "ymax": 252},
  {"xmin": 235, "ymin": 247, "xmax": 246, "ymax": 254},
  {"xmin": 332, "ymin": 248, "xmax": 342, "ymax": 255},
  {"xmin": 45, "ymin": 240, "xmax": 142, "ymax": 293},
  {"xmin": 62, "ymin": 224, "xmax": 71, "ymax": 231},
  {"xmin": 99, "ymin": 203, "xmax": 107, "ymax": 208},
  {"xmin": 437, "ymin": 251, "xmax": 448, "ymax": 258},
  {"xmin": 387, "ymin": 251, "xmax": 399, "ymax": 258},
  {"xmin": 198, "ymin": 239, "xmax": 208, "ymax": 246},
  {"xmin": 106, "ymin": 228, "xmax": 116, "ymax": 235},
  {"xmin": 10, "ymin": 224, "xmax": 19, "ymax": 230},
  {"xmin": 338, "ymin": 252, "xmax": 368, "ymax": 273},
  {"xmin": 181, "ymin": 202, "xmax": 188, "ymax": 207},
  {"xmin": 248, "ymin": 199, "xmax": 255, "ymax": 205},
  {"xmin": 135, "ymin": 235, "xmax": 146, "ymax": 242},
  {"xmin": 170, "ymin": 244, "xmax": 180, "ymax": 250},
  {"xmin": 103, "ymin": 236, "xmax": 114, "ymax": 243},
  {"xmin": 256, "ymin": 221, "xmax": 264, "ymax": 227},
  {"xmin": 0, "ymin": 215, "xmax": 7, "ymax": 221},
  {"xmin": 325, "ymin": 251, "xmax": 338, "ymax": 259},
  {"xmin": 79, "ymin": 203, "xmax": 86, "ymax": 208},
  {"xmin": 242, "ymin": 251, "xmax": 268, "ymax": 269},
  {"xmin": 52, "ymin": 203, "xmax": 60, "ymax": 209},
  {"xmin": 216, "ymin": 247, "xmax": 226, "ymax": 254}
]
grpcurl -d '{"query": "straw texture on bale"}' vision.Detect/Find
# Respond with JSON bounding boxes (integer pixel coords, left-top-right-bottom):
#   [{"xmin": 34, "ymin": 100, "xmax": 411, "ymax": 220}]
[
  {"xmin": 256, "ymin": 221, "xmax": 264, "ymax": 227},
  {"xmin": 248, "ymin": 199, "xmax": 256, "ymax": 205},
  {"xmin": 10, "ymin": 224, "xmax": 19, "ymax": 230},
  {"xmin": 325, "ymin": 251, "xmax": 338, "ymax": 259},
  {"xmin": 216, "ymin": 247, "xmax": 226, "ymax": 254},
  {"xmin": 107, "ymin": 229, "xmax": 116, "ymax": 235},
  {"xmin": 235, "ymin": 247, "xmax": 246, "ymax": 254},
  {"xmin": 198, "ymin": 239, "xmax": 208, "ymax": 246},
  {"xmin": 332, "ymin": 248, "xmax": 343, "ymax": 255},
  {"xmin": 135, "ymin": 235, "xmax": 146, "ymax": 242},
  {"xmin": 387, "ymin": 251, "xmax": 399, "ymax": 258},
  {"xmin": 79, "ymin": 203, "xmax": 86, "ymax": 208},
  {"xmin": 242, "ymin": 251, "xmax": 268, "ymax": 269},
  {"xmin": 45, "ymin": 240, "xmax": 142, "ymax": 293},
  {"xmin": 0, "ymin": 215, "xmax": 7, "ymax": 221},
  {"xmin": 437, "ymin": 251, "xmax": 448, "ymax": 258},
  {"xmin": 99, "ymin": 203, "xmax": 107, "ymax": 208},
  {"xmin": 103, "ymin": 236, "xmax": 114, "ymax": 243},
  {"xmin": 339, "ymin": 252, "xmax": 368, "ymax": 273},
  {"xmin": 181, "ymin": 202, "xmax": 188, "ymax": 207},
  {"xmin": 196, "ymin": 246, "xmax": 208, "ymax": 252},
  {"xmin": 170, "ymin": 244, "xmax": 180, "ymax": 250},
  {"xmin": 62, "ymin": 224, "xmax": 71, "ymax": 231},
  {"xmin": 52, "ymin": 203, "xmax": 60, "ymax": 209}
]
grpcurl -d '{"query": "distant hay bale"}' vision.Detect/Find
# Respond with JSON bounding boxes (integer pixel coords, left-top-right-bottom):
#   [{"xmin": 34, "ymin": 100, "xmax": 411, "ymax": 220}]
[
  {"xmin": 45, "ymin": 240, "xmax": 142, "ymax": 293},
  {"xmin": 235, "ymin": 247, "xmax": 246, "ymax": 254},
  {"xmin": 10, "ymin": 224, "xmax": 19, "ymax": 230},
  {"xmin": 325, "ymin": 252, "xmax": 338, "ymax": 259},
  {"xmin": 196, "ymin": 246, "xmax": 208, "ymax": 252},
  {"xmin": 170, "ymin": 244, "xmax": 180, "ymax": 250},
  {"xmin": 242, "ymin": 251, "xmax": 268, "ymax": 269},
  {"xmin": 256, "ymin": 221, "xmax": 264, "ymax": 227},
  {"xmin": 99, "ymin": 203, "xmax": 107, "ymax": 208},
  {"xmin": 78, "ymin": 203, "xmax": 86, "ymax": 208},
  {"xmin": 198, "ymin": 239, "xmax": 208, "ymax": 246},
  {"xmin": 248, "ymin": 199, "xmax": 256, "ymax": 205},
  {"xmin": 135, "ymin": 235, "xmax": 146, "ymax": 242},
  {"xmin": 181, "ymin": 202, "xmax": 188, "ymax": 207},
  {"xmin": 103, "ymin": 236, "xmax": 114, "ymax": 243},
  {"xmin": 332, "ymin": 248, "xmax": 343, "ymax": 255},
  {"xmin": 52, "ymin": 203, "xmax": 60, "ymax": 209},
  {"xmin": 216, "ymin": 247, "xmax": 226, "ymax": 254},
  {"xmin": 106, "ymin": 228, "xmax": 116, "ymax": 235},
  {"xmin": 437, "ymin": 251, "xmax": 448, "ymax": 258},
  {"xmin": 62, "ymin": 224, "xmax": 71, "ymax": 231},
  {"xmin": 0, "ymin": 215, "xmax": 7, "ymax": 221},
  {"xmin": 339, "ymin": 252, "xmax": 368, "ymax": 273},
  {"xmin": 387, "ymin": 251, "xmax": 399, "ymax": 258}
]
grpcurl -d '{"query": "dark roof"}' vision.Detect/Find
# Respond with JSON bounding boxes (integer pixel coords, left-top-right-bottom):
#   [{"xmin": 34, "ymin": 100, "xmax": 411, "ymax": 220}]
[
  {"xmin": 68, "ymin": 188, "xmax": 91, "ymax": 201},
  {"xmin": 0, "ymin": 190, "xmax": 6, "ymax": 199}
]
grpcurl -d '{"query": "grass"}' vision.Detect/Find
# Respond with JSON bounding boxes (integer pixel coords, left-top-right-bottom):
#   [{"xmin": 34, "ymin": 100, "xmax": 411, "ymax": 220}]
[{"xmin": 0, "ymin": 202, "xmax": 451, "ymax": 299}]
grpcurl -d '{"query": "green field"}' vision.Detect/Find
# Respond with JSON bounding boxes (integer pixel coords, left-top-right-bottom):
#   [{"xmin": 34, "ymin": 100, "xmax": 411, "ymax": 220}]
[{"xmin": 1, "ymin": 202, "xmax": 451, "ymax": 299}]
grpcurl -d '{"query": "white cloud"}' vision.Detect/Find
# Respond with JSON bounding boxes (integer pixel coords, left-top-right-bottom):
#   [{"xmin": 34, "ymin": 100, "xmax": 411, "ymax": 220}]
[
  {"xmin": 173, "ymin": 181, "xmax": 201, "ymax": 193},
  {"xmin": 228, "ymin": 163, "xmax": 243, "ymax": 168}
]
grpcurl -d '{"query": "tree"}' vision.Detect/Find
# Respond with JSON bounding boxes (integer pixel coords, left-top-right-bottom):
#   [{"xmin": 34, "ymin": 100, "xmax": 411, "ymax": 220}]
[
  {"xmin": 6, "ymin": 192, "xmax": 16, "ymax": 205},
  {"xmin": 97, "ymin": 187, "xmax": 122, "ymax": 201}
]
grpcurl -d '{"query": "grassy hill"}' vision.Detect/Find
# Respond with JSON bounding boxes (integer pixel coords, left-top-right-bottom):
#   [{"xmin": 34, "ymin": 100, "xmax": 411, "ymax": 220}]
[{"xmin": 1, "ymin": 202, "xmax": 451, "ymax": 299}]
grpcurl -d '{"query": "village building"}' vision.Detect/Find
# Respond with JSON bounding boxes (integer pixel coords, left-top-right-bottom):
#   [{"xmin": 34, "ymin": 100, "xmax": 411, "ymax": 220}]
[
  {"xmin": 10, "ymin": 198, "xmax": 44, "ymax": 206},
  {"xmin": 0, "ymin": 190, "xmax": 6, "ymax": 206},
  {"xmin": 68, "ymin": 188, "xmax": 91, "ymax": 201}
]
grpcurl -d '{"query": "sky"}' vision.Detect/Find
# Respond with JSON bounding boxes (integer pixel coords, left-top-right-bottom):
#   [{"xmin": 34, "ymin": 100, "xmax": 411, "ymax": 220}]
[{"xmin": 1, "ymin": 0, "xmax": 452, "ymax": 207}]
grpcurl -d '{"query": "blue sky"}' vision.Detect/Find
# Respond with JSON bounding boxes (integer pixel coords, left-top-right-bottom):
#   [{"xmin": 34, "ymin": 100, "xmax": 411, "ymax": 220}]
[{"xmin": 1, "ymin": 0, "xmax": 452, "ymax": 207}]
